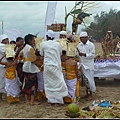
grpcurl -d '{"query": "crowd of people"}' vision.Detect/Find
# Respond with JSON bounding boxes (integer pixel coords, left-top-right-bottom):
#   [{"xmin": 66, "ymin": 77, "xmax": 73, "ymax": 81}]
[{"xmin": 0, "ymin": 30, "xmax": 96, "ymax": 106}]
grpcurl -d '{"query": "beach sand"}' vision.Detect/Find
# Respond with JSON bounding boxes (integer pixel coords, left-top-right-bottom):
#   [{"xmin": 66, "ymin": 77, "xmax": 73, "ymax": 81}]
[{"xmin": 0, "ymin": 78, "xmax": 119, "ymax": 118}]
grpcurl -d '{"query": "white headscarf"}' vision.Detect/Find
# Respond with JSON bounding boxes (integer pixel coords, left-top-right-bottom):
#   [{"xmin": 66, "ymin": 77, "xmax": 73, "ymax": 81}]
[
  {"xmin": 46, "ymin": 30, "xmax": 55, "ymax": 39},
  {"xmin": 60, "ymin": 30, "xmax": 67, "ymax": 36},
  {"xmin": 79, "ymin": 31, "xmax": 88, "ymax": 37},
  {"xmin": 0, "ymin": 34, "xmax": 8, "ymax": 43}
]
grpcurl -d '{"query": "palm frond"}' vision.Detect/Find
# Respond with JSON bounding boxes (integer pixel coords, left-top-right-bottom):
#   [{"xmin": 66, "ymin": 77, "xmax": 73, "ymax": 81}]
[
  {"xmin": 76, "ymin": 1, "xmax": 82, "ymax": 6},
  {"xmin": 70, "ymin": 9, "xmax": 81, "ymax": 14}
]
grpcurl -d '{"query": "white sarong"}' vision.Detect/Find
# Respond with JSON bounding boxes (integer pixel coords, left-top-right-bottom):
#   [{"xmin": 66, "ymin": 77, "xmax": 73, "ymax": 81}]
[
  {"xmin": 63, "ymin": 72, "xmax": 66, "ymax": 81},
  {"xmin": 5, "ymin": 77, "xmax": 22, "ymax": 97},
  {"xmin": 44, "ymin": 65, "xmax": 68, "ymax": 104},
  {"xmin": 81, "ymin": 66, "xmax": 96, "ymax": 92},
  {"xmin": 37, "ymin": 72, "xmax": 44, "ymax": 92},
  {"xmin": 65, "ymin": 78, "xmax": 77, "ymax": 98},
  {"xmin": 0, "ymin": 67, "xmax": 6, "ymax": 93}
]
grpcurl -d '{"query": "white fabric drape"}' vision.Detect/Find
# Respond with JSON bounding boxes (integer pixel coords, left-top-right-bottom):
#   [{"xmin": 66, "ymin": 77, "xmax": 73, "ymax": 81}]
[
  {"xmin": 44, "ymin": 65, "xmax": 68, "ymax": 104},
  {"xmin": 94, "ymin": 60, "xmax": 120, "ymax": 79},
  {"xmin": 65, "ymin": 78, "xmax": 77, "ymax": 98},
  {"xmin": 22, "ymin": 44, "xmax": 40, "ymax": 73},
  {"xmin": 0, "ymin": 43, "xmax": 7, "ymax": 93},
  {"xmin": 0, "ymin": 67, "xmax": 6, "ymax": 93},
  {"xmin": 44, "ymin": 1, "xmax": 57, "ymax": 41},
  {"xmin": 37, "ymin": 72, "xmax": 44, "ymax": 92},
  {"xmin": 5, "ymin": 77, "xmax": 22, "ymax": 97},
  {"xmin": 82, "ymin": 66, "xmax": 96, "ymax": 92}
]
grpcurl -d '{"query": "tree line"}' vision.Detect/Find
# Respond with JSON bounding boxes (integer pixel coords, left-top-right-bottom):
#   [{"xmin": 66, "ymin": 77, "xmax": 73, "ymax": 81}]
[{"xmin": 83, "ymin": 8, "xmax": 120, "ymax": 41}]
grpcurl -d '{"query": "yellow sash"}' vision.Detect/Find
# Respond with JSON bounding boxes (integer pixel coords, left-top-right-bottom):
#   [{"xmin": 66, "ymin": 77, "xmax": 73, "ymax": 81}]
[
  {"xmin": 6, "ymin": 66, "xmax": 16, "ymax": 80},
  {"xmin": 65, "ymin": 65, "xmax": 77, "ymax": 80},
  {"xmin": 23, "ymin": 57, "xmax": 30, "ymax": 62}
]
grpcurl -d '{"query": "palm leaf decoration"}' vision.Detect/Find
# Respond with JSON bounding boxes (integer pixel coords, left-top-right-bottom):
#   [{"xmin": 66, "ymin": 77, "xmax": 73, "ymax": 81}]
[
  {"xmin": 70, "ymin": 9, "xmax": 81, "ymax": 14},
  {"xmin": 64, "ymin": 1, "xmax": 99, "ymax": 34},
  {"xmin": 77, "ymin": 12, "xmax": 92, "ymax": 19},
  {"xmin": 76, "ymin": 1, "xmax": 82, "ymax": 6}
]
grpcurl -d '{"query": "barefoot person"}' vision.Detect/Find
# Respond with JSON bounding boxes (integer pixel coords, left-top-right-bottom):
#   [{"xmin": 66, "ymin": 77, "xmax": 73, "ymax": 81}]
[
  {"xmin": 77, "ymin": 31, "xmax": 96, "ymax": 101},
  {"xmin": 0, "ymin": 34, "xmax": 9, "ymax": 101},
  {"xmin": 21, "ymin": 34, "xmax": 40, "ymax": 105},
  {"xmin": 40, "ymin": 30, "xmax": 68, "ymax": 106},
  {"xmin": 15, "ymin": 37, "xmax": 24, "ymax": 85},
  {"xmin": 63, "ymin": 54, "xmax": 79, "ymax": 103},
  {"xmin": 0, "ymin": 44, "xmax": 22, "ymax": 104}
]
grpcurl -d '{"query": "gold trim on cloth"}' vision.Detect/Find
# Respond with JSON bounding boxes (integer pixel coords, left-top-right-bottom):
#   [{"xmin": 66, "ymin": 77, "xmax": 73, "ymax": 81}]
[
  {"xmin": 56, "ymin": 38, "xmax": 67, "ymax": 51},
  {"xmin": 5, "ymin": 44, "xmax": 16, "ymax": 58},
  {"xmin": 35, "ymin": 37, "xmax": 43, "ymax": 50},
  {"xmin": 66, "ymin": 42, "xmax": 78, "ymax": 57},
  {"xmin": 23, "ymin": 57, "xmax": 30, "ymax": 62}
]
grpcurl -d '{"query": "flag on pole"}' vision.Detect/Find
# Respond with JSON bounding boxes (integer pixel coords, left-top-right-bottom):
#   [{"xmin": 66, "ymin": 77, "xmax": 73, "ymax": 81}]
[{"xmin": 44, "ymin": 1, "xmax": 57, "ymax": 41}]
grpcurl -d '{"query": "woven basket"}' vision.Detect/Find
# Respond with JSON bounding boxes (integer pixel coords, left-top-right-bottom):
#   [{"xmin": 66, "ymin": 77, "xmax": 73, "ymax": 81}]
[{"xmin": 65, "ymin": 111, "xmax": 80, "ymax": 118}]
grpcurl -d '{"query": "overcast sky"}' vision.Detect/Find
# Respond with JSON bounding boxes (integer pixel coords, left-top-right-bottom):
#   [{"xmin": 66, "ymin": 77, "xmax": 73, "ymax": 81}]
[{"xmin": 0, "ymin": 1, "xmax": 120, "ymax": 38}]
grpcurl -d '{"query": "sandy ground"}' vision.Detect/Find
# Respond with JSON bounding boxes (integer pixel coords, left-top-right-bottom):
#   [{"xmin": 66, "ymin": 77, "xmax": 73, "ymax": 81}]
[
  {"xmin": 0, "ymin": 42, "xmax": 119, "ymax": 118},
  {"xmin": 0, "ymin": 78, "xmax": 119, "ymax": 118}
]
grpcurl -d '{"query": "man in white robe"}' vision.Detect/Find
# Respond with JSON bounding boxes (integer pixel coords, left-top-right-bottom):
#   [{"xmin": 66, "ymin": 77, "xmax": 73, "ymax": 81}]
[
  {"xmin": 77, "ymin": 31, "xmax": 96, "ymax": 101},
  {"xmin": 0, "ymin": 34, "xmax": 9, "ymax": 101},
  {"xmin": 40, "ymin": 30, "xmax": 68, "ymax": 106}
]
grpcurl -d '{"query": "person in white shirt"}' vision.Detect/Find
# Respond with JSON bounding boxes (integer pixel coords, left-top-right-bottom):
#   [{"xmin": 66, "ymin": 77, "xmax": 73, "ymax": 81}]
[
  {"xmin": 77, "ymin": 31, "xmax": 96, "ymax": 101},
  {"xmin": 21, "ymin": 34, "xmax": 40, "ymax": 105},
  {"xmin": 40, "ymin": 30, "xmax": 68, "ymax": 106},
  {"xmin": 0, "ymin": 34, "xmax": 9, "ymax": 101}
]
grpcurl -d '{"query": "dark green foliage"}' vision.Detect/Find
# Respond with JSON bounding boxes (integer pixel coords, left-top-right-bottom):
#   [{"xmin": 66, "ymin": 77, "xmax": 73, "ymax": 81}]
[{"xmin": 84, "ymin": 9, "xmax": 120, "ymax": 40}]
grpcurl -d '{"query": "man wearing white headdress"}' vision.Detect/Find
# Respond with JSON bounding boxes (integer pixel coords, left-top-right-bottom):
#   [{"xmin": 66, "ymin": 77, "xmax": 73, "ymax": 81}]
[
  {"xmin": 77, "ymin": 31, "xmax": 96, "ymax": 101},
  {"xmin": 59, "ymin": 30, "xmax": 67, "ymax": 39},
  {"xmin": 40, "ymin": 30, "xmax": 68, "ymax": 106},
  {"xmin": 0, "ymin": 34, "xmax": 9, "ymax": 101}
]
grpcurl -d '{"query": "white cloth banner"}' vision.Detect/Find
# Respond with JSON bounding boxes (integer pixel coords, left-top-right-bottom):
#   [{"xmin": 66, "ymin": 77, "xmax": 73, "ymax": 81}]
[
  {"xmin": 44, "ymin": 1, "xmax": 57, "ymax": 41},
  {"xmin": 94, "ymin": 60, "xmax": 120, "ymax": 79},
  {"xmin": 78, "ymin": 60, "xmax": 120, "ymax": 79}
]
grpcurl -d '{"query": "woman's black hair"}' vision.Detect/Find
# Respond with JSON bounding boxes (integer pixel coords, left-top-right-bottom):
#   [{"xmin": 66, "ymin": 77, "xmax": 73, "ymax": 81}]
[
  {"xmin": 62, "ymin": 50, "xmax": 66, "ymax": 55},
  {"xmin": 6, "ymin": 57, "xmax": 14, "ymax": 61},
  {"xmin": 47, "ymin": 36, "xmax": 54, "ymax": 40},
  {"xmin": 16, "ymin": 37, "xmax": 23, "ymax": 42},
  {"xmin": 10, "ymin": 40, "xmax": 16, "ymax": 44},
  {"xmin": 24, "ymin": 34, "xmax": 35, "ymax": 46}
]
